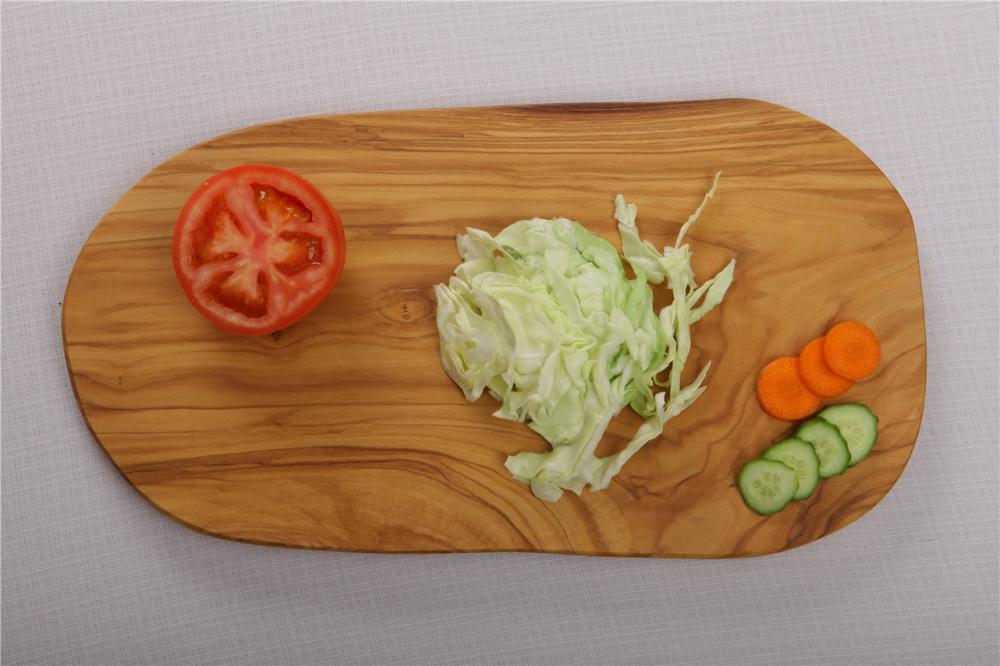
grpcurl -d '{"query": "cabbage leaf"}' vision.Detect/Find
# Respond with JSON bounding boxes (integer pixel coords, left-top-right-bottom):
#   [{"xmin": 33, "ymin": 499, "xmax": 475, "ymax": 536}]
[{"xmin": 434, "ymin": 174, "xmax": 734, "ymax": 501}]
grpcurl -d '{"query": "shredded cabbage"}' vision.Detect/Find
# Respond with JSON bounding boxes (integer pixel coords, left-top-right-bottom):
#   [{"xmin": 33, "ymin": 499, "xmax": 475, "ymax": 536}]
[{"xmin": 433, "ymin": 174, "xmax": 735, "ymax": 501}]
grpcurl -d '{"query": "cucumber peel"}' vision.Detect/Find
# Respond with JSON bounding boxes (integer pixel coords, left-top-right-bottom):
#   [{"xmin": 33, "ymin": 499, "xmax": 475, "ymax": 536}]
[
  {"xmin": 738, "ymin": 459, "xmax": 799, "ymax": 515},
  {"xmin": 819, "ymin": 403, "xmax": 879, "ymax": 466},
  {"xmin": 763, "ymin": 437, "xmax": 821, "ymax": 500},
  {"xmin": 796, "ymin": 418, "xmax": 850, "ymax": 478}
]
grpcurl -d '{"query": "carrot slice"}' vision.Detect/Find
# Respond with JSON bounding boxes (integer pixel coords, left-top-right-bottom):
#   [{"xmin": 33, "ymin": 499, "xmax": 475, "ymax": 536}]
[
  {"xmin": 798, "ymin": 336, "xmax": 854, "ymax": 397},
  {"xmin": 757, "ymin": 356, "xmax": 822, "ymax": 420},
  {"xmin": 824, "ymin": 321, "xmax": 880, "ymax": 380}
]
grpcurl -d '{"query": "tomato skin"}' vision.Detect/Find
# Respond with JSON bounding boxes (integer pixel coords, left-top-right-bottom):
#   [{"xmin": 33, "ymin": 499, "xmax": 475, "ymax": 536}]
[{"xmin": 172, "ymin": 165, "xmax": 346, "ymax": 335}]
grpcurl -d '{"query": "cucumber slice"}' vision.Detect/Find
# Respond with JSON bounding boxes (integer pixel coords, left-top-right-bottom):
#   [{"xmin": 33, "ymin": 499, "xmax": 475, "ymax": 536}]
[
  {"xmin": 762, "ymin": 437, "xmax": 821, "ymax": 500},
  {"xmin": 819, "ymin": 403, "xmax": 879, "ymax": 466},
  {"xmin": 738, "ymin": 459, "xmax": 799, "ymax": 515},
  {"xmin": 796, "ymin": 418, "xmax": 850, "ymax": 478}
]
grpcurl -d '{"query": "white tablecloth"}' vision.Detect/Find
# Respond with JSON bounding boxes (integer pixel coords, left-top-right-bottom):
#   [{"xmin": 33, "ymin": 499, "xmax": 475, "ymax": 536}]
[{"xmin": 2, "ymin": 3, "xmax": 997, "ymax": 664}]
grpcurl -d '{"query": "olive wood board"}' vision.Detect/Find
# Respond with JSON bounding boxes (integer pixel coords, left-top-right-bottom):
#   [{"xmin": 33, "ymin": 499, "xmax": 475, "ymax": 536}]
[{"xmin": 63, "ymin": 99, "xmax": 926, "ymax": 557}]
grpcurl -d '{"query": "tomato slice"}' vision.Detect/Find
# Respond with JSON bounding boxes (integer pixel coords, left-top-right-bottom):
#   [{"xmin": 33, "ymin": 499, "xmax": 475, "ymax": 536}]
[{"xmin": 172, "ymin": 165, "xmax": 345, "ymax": 335}]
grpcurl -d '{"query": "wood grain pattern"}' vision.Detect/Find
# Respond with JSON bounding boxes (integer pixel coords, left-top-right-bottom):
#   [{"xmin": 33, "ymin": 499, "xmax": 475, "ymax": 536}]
[{"xmin": 63, "ymin": 100, "xmax": 925, "ymax": 557}]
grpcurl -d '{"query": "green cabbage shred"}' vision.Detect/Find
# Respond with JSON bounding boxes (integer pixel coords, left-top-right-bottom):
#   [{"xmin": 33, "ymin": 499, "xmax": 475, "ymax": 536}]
[{"xmin": 433, "ymin": 174, "xmax": 735, "ymax": 502}]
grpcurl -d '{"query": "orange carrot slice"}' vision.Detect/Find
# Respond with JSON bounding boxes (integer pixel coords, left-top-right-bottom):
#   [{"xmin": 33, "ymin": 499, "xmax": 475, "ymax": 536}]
[
  {"xmin": 798, "ymin": 336, "xmax": 854, "ymax": 397},
  {"xmin": 757, "ymin": 356, "xmax": 822, "ymax": 421},
  {"xmin": 824, "ymin": 321, "xmax": 880, "ymax": 380}
]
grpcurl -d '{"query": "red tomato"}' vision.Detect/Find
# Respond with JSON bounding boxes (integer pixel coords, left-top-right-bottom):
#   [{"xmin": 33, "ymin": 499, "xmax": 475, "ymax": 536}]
[{"xmin": 172, "ymin": 165, "xmax": 346, "ymax": 335}]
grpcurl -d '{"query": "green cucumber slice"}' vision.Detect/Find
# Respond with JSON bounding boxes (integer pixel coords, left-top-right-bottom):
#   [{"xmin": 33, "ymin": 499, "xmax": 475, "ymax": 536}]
[
  {"xmin": 796, "ymin": 418, "xmax": 850, "ymax": 478},
  {"xmin": 762, "ymin": 437, "xmax": 821, "ymax": 500},
  {"xmin": 819, "ymin": 403, "xmax": 879, "ymax": 467},
  {"xmin": 738, "ymin": 459, "xmax": 799, "ymax": 515}
]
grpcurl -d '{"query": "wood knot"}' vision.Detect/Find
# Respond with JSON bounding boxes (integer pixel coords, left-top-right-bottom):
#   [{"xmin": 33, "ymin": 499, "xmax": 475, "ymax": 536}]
[{"xmin": 377, "ymin": 286, "xmax": 434, "ymax": 325}]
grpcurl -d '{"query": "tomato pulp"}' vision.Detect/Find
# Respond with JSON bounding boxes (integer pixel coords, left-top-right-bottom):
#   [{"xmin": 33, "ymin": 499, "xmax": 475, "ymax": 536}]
[{"xmin": 172, "ymin": 165, "xmax": 346, "ymax": 335}]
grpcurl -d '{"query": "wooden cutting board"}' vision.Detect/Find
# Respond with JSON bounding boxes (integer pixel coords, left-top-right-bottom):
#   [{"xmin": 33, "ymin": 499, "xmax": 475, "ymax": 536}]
[{"xmin": 63, "ymin": 99, "xmax": 925, "ymax": 557}]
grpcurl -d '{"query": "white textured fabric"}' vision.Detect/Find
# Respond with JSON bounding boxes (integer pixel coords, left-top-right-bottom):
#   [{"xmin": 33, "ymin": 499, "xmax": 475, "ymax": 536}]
[{"xmin": 2, "ymin": 2, "xmax": 998, "ymax": 664}]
